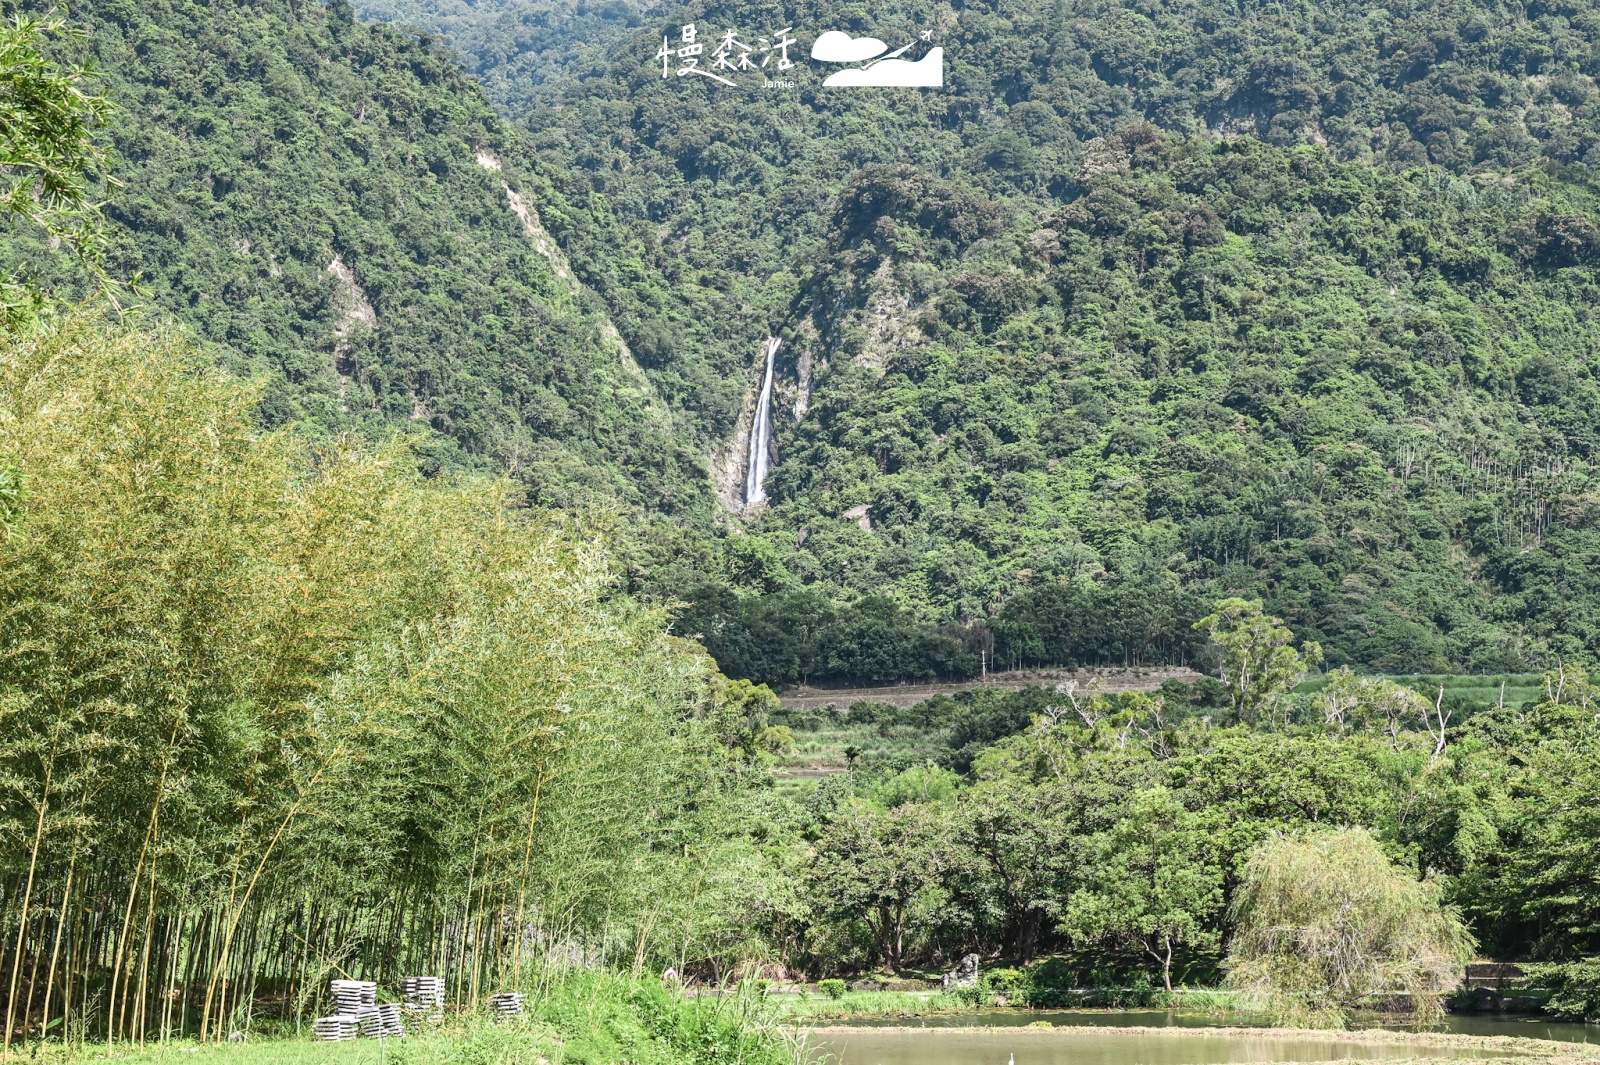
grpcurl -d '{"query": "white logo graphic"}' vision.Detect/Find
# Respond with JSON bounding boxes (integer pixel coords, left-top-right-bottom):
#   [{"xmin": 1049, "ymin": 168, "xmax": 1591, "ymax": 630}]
[
  {"xmin": 653, "ymin": 22, "xmax": 943, "ymax": 89},
  {"xmin": 810, "ymin": 30, "xmax": 888, "ymax": 63},
  {"xmin": 811, "ymin": 29, "xmax": 943, "ymax": 87}
]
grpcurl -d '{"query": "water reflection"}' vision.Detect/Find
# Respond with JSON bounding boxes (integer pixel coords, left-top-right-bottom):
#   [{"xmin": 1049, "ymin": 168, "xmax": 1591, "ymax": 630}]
[
  {"xmin": 814, "ymin": 1028, "xmax": 1517, "ymax": 1065},
  {"xmin": 843, "ymin": 1010, "xmax": 1600, "ymax": 1045},
  {"xmin": 811, "ymin": 1011, "xmax": 1600, "ymax": 1065}
]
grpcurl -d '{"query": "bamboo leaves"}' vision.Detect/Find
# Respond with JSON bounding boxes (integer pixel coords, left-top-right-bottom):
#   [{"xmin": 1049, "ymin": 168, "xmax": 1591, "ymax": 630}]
[{"xmin": 0, "ymin": 314, "xmax": 746, "ymax": 1043}]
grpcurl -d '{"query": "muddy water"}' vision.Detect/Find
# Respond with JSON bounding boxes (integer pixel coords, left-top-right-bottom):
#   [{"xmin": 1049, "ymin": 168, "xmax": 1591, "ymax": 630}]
[
  {"xmin": 841, "ymin": 1010, "xmax": 1600, "ymax": 1044},
  {"xmin": 814, "ymin": 1028, "xmax": 1513, "ymax": 1065}
]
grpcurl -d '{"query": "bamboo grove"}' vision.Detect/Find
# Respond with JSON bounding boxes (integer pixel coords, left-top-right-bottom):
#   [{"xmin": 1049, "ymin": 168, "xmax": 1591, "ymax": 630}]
[{"xmin": 0, "ymin": 314, "xmax": 758, "ymax": 1047}]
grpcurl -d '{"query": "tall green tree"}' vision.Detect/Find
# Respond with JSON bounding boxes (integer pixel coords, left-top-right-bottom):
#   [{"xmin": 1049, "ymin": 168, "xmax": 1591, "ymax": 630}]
[
  {"xmin": 1195, "ymin": 599, "xmax": 1323, "ymax": 724},
  {"xmin": 1226, "ymin": 828, "xmax": 1475, "ymax": 1028},
  {"xmin": 1451, "ymin": 668, "xmax": 1600, "ymax": 964},
  {"xmin": 808, "ymin": 799, "xmax": 950, "ymax": 973},
  {"xmin": 1062, "ymin": 787, "xmax": 1223, "ymax": 992},
  {"xmin": 957, "ymin": 779, "xmax": 1082, "ymax": 964}
]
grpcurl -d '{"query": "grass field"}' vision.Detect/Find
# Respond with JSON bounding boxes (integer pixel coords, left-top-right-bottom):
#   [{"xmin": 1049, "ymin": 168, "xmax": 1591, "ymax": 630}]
[
  {"xmin": 775, "ymin": 717, "xmax": 947, "ymax": 788},
  {"xmin": 1293, "ymin": 673, "xmax": 1547, "ymax": 711}
]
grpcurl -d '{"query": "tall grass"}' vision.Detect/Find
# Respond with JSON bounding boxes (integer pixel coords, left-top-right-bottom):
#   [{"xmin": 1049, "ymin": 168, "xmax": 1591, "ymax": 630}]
[{"xmin": 14, "ymin": 973, "xmax": 802, "ymax": 1064}]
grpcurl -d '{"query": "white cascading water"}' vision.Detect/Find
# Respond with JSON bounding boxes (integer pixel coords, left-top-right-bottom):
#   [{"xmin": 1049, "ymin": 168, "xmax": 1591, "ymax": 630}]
[{"xmin": 744, "ymin": 336, "xmax": 781, "ymax": 510}]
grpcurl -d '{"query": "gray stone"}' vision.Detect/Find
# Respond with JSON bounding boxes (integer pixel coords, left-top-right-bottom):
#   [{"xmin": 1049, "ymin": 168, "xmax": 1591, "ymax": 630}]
[{"xmin": 942, "ymin": 953, "xmax": 980, "ymax": 989}]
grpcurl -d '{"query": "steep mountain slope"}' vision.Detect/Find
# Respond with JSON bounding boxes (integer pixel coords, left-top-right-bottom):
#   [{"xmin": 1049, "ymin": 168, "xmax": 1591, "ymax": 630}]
[
  {"xmin": 735, "ymin": 132, "xmax": 1600, "ymax": 677},
  {"xmin": 10, "ymin": 0, "xmax": 1597, "ymax": 682},
  {"xmin": 3, "ymin": 0, "xmax": 707, "ymax": 513},
  {"xmin": 357, "ymin": 0, "xmax": 1600, "ymax": 456},
  {"xmin": 357, "ymin": 0, "xmax": 1600, "ymax": 681}
]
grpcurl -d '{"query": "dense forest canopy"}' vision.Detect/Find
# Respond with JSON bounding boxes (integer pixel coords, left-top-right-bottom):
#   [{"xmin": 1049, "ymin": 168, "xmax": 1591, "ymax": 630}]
[
  {"xmin": 339, "ymin": 0, "xmax": 1600, "ymax": 683},
  {"xmin": 1, "ymin": 0, "xmax": 1600, "ymax": 1048},
  {"xmin": 366, "ymin": 0, "xmax": 1600, "ymax": 173},
  {"xmin": 3, "ymin": 0, "xmax": 1597, "ymax": 684},
  {"xmin": 1, "ymin": 0, "xmax": 715, "ymax": 515},
  {"xmin": 723, "ymin": 133, "xmax": 1600, "ymax": 679}
]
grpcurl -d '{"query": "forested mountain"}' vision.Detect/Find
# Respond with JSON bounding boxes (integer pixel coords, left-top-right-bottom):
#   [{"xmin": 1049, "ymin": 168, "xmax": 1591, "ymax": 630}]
[
  {"xmin": 368, "ymin": 0, "xmax": 1600, "ymax": 173},
  {"xmin": 14, "ymin": 0, "xmax": 1600, "ymax": 682},
  {"xmin": 352, "ymin": 0, "xmax": 1600, "ymax": 680},
  {"xmin": 718, "ymin": 132, "xmax": 1600, "ymax": 679},
  {"xmin": 4, "ymin": 0, "xmax": 1600, "ymax": 1039},
  {"xmin": 1, "ymin": 0, "xmax": 714, "ymax": 514}
]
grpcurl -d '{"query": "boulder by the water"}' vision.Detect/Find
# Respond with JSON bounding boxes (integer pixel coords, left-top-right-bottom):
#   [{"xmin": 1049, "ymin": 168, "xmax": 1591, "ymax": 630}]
[{"xmin": 942, "ymin": 953, "xmax": 980, "ymax": 989}]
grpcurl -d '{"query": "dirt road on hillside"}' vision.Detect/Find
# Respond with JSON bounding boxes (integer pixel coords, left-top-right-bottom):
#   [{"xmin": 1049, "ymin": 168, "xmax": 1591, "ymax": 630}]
[{"xmin": 777, "ymin": 666, "xmax": 1205, "ymax": 710}]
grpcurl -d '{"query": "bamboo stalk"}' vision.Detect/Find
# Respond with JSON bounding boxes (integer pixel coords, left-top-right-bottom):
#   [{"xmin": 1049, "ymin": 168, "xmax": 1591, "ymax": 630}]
[
  {"xmin": 108, "ymin": 715, "xmax": 182, "ymax": 1045},
  {"xmin": 510, "ymin": 765, "xmax": 548, "ymax": 982},
  {"xmin": 62, "ymin": 897, "xmax": 81, "ymax": 1047},
  {"xmin": 39, "ymin": 850, "xmax": 75, "ymax": 1046},
  {"xmin": 131, "ymin": 856, "xmax": 160, "ymax": 1045},
  {"xmin": 157, "ymin": 911, "xmax": 179, "ymax": 1043},
  {"xmin": 23, "ymin": 906, "xmax": 44, "ymax": 1043},
  {"xmin": 201, "ymin": 745, "xmax": 344, "ymax": 1042},
  {"xmin": 5, "ymin": 758, "xmax": 53, "ymax": 1057}
]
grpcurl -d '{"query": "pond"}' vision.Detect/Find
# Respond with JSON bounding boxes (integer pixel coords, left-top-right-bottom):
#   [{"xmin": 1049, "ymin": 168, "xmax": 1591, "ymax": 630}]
[
  {"xmin": 810, "ymin": 1013, "xmax": 1600, "ymax": 1065},
  {"xmin": 840, "ymin": 1010, "xmax": 1600, "ymax": 1045}
]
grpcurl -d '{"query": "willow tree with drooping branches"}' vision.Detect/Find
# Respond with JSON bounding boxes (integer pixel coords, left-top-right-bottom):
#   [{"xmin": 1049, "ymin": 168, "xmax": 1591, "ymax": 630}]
[{"xmin": 1225, "ymin": 828, "xmax": 1475, "ymax": 1029}]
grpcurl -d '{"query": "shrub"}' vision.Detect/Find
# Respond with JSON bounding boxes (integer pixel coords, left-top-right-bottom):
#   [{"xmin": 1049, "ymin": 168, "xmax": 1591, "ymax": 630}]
[
  {"xmin": 817, "ymin": 979, "xmax": 847, "ymax": 999},
  {"xmin": 1523, "ymin": 959, "xmax": 1600, "ymax": 1022},
  {"xmin": 1022, "ymin": 957, "xmax": 1079, "ymax": 1008},
  {"xmin": 982, "ymin": 967, "xmax": 1028, "ymax": 1002}
]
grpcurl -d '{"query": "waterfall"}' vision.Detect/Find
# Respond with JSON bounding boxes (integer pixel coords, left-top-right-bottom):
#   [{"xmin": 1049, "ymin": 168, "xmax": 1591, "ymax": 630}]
[{"xmin": 744, "ymin": 337, "xmax": 780, "ymax": 510}]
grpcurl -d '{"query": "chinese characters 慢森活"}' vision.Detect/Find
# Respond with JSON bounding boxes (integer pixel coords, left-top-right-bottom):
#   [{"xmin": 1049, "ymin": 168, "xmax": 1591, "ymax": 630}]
[{"xmin": 658, "ymin": 24, "xmax": 795, "ymax": 84}]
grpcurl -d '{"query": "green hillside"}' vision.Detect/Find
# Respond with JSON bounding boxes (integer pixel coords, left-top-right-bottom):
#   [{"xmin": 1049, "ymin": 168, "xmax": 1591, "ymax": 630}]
[
  {"xmin": 354, "ymin": 0, "xmax": 1600, "ymax": 682},
  {"xmin": 3, "ymin": 0, "xmax": 711, "ymax": 513},
  {"xmin": 355, "ymin": 0, "xmax": 1600, "ymax": 463},
  {"xmin": 14, "ymin": 0, "xmax": 1600, "ymax": 683},
  {"xmin": 723, "ymin": 133, "xmax": 1600, "ymax": 679}
]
